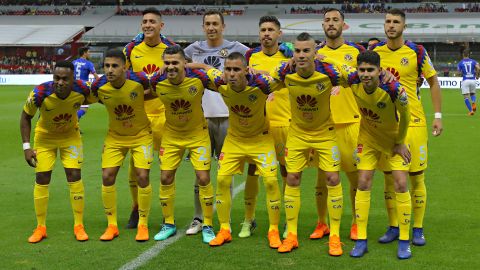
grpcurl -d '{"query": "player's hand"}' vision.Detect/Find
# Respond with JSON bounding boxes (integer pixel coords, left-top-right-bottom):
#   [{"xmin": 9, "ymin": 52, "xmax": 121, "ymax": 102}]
[
  {"xmin": 393, "ymin": 144, "xmax": 411, "ymax": 164},
  {"xmin": 432, "ymin": 118, "xmax": 443, "ymax": 136},
  {"xmin": 315, "ymin": 54, "xmax": 326, "ymax": 61},
  {"xmin": 331, "ymin": 86, "xmax": 340, "ymax": 96},
  {"xmin": 285, "ymin": 58, "xmax": 296, "ymax": 72},
  {"xmin": 24, "ymin": 149, "xmax": 37, "ymax": 168},
  {"xmin": 267, "ymin": 92, "xmax": 274, "ymax": 102},
  {"xmin": 381, "ymin": 69, "xmax": 396, "ymax": 83}
]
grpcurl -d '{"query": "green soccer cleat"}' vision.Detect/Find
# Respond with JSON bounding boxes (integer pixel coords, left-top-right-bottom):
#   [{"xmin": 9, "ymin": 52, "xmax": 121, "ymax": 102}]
[
  {"xmin": 202, "ymin": 226, "xmax": 216, "ymax": 244},
  {"xmin": 238, "ymin": 219, "xmax": 257, "ymax": 238},
  {"xmin": 154, "ymin": 224, "xmax": 176, "ymax": 241}
]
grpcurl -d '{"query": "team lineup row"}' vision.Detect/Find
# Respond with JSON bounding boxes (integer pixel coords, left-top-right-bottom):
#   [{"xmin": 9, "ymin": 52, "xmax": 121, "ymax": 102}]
[{"xmin": 21, "ymin": 7, "xmax": 443, "ymax": 260}]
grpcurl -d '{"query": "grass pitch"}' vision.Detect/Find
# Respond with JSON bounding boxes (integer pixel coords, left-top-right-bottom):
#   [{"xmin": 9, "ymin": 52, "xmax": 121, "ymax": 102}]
[{"xmin": 1, "ymin": 85, "xmax": 479, "ymax": 269}]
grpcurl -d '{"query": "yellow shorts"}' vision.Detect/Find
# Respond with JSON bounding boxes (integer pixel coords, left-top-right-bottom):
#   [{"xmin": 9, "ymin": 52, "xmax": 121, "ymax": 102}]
[
  {"xmin": 285, "ymin": 130, "xmax": 340, "ymax": 173},
  {"xmin": 269, "ymin": 125, "xmax": 289, "ymax": 166},
  {"xmin": 148, "ymin": 114, "xmax": 165, "ymax": 151},
  {"xmin": 355, "ymin": 143, "xmax": 409, "ymax": 171},
  {"xmin": 218, "ymin": 132, "xmax": 277, "ymax": 177},
  {"xmin": 33, "ymin": 132, "xmax": 83, "ymax": 172},
  {"xmin": 160, "ymin": 129, "xmax": 211, "ymax": 171},
  {"xmin": 102, "ymin": 132, "xmax": 153, "ymax": 169},
  {"xmin": 377, "ymin": 126, "xmax": 427, "ymax": 172}
]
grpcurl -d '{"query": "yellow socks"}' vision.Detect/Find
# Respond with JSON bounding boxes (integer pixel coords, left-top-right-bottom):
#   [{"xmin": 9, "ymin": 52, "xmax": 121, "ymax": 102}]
[
  {"xmin": 396, "ymin": 191, "xmax": 412, "ymax": 241},
  {"xmin": 199, "ymin": 183, "xmax": 214, "ymax": 227},
  {"xmin": 33, "ymin": 183, "xmax": 49, "ymax": 227},
  {"xmin": 284, "ymin": 185, "xmax": 301, "ymax": 235},
  {"xmin": 138, "ymin": 184, "xmax": 152, "ymax": 226},
  {"xmin": 315, "ymin": 171, "xmax": 328, "ymax": 224},
  {"xmin": 355, "ymin": 190, "xmax": 371, "ymax": 240},
  {"xmin": 102, "ymin": 185, "xmax": 117, "ymax": 226},
  {"xmin": 327, "ymin": 183, "xmax": 343, "ymax": 236},
  {"xmin": 68, "ymin": 180, "xmax": 84, "ymax": 226},
  {"xmin": 244, "ymin": 174, "xmax": 259, "ymax": 222},
  {"xmin": 410, "ymin": 173, "xmax": 426, "ymax": 228},
  {"xmin": 159, "ymin": 183, "xmax": 175, "ymax": 225},
  {"xmin": 384, "ymin": 173, "xmax": 398, "ymax": 227},
  {"xmin": 263, "ymin": 176, "xmax": 281, "ymax": 231},
  {"xmin": 128, "ymin": 158, "xmax": 138, "ymax": 207},
  {"xmin": 216, "ymin": 175, "xmax": 233, "ymax": 230},
  {"xmin": 346, "ymin": 171, "xmax": 358, "ymax": 225}
]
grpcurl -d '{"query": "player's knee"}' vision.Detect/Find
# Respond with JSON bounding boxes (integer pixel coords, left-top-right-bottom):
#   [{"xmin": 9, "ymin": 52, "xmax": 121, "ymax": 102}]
[
  {"xmin": 65, "ymin": 168, "xmax": 81, "ymax": 182},
  {"xmin": 136, "ymin": 174, "xmax": 149, "ymax": 188},
  {"xmin": 325, "ymin": 173, "xmax": 339, "ymax": 186},
  {"xmin": 35, "ymin": 171, "xmax": 52, "ymax": 185},
  {"xmin": 263, "ymin": 177, "xmax": 278, "ymax": 192},
  {"xmin": 197, "ymin": 175, "xmax": 210, "ymax": 186},
  {"xmin": 286, "ymin": 173, "xmax": 301, "ymax": 186},
  {"xmin": 102, "ymin": 171, "xmax": 116, "ymax": 186},
  {"xmin": 160, "ymin": 172, "xmax": 174, "ymax": 185},
  {"xmin": 217, "ymin": 175, "xmax": 231, "ymax": 190}
]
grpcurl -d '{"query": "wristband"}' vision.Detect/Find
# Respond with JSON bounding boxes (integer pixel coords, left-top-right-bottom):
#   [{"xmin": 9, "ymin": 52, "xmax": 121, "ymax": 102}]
[
  {"xmin": 23, "ymin": 142, "xmax": 31, "ymax": 150},
  {"xmin": 434, "ymin": 112, "xmax": 442, "ymax": 119}
]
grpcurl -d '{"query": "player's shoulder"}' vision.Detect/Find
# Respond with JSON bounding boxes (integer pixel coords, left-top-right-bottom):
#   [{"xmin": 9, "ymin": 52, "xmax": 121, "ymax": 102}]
[
  {"xmin": 403, "ymin": 40, "xmax": 426, "ymax": 55},
  {"xmin": 245, "ymin": 46, "xmax": 262, "ymax": 62},
  {"xmin": 315, "ymin": 60, "xmax": 338, "ymax": 75},
  {"xmin": 126, "ymin": 70, "xmax": 149, "ymax": 83},
  {"xmin": 91, "ymin": 75, "xmax": 109, "ymax": 94},
  {"xmin": 379, "ymin": 77, "xmax": 403, "ymax": 101},
  {"xmin": 186, "ymin": 68, "xmax": 208, "ymax": 79},
  {"xmin": 160, "ymin": 34, "xmax": 176, "ymax": 47},
  {"xmin": 32, "ymin": 81, "xmax": 55, "ymax": 107},
  {"xmin": 370, "ymin": 40, "xmax": 387, "ymax": 51},
  {"xmin": 72, "ymin": 80, "xmax": 91, "ymax": 97},
  {"xmin": 344, "ymin": 40, "xmax": 366, "ymax": 53}
]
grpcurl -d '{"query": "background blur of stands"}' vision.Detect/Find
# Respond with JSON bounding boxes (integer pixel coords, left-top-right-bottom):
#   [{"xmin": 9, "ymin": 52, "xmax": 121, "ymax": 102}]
[{"xmin": 0, "ymin": 1, "xmax": 479, "ymax": 78}]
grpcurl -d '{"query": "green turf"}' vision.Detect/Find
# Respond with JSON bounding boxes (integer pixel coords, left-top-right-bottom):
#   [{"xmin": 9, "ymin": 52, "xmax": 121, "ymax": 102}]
[{"xmin": 1, "ymin": 86, "xmax": 479, "ymax": 269}]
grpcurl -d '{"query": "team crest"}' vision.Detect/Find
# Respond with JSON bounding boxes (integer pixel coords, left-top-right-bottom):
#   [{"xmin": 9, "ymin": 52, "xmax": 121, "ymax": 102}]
[
  {"xmin": 219, "ymin": 48, "xmax": 229, "ymax": 58},
  {"xmin": 248, "ymin": 94, "xmax": 258, "ymax": 102},
  {"xmin": 130, "ymin": 91, "xmax": 138, "ymax": 101},
  {"xmin": 376, "ymin": 101, "xmax": 386, "ymax": 109},
  {"xmin": 400, "ymin": 57, "xmax": 409, "ymax": 66},
  {"xmin": 73, "ymin": 102, "xmax": 81, "ymax": 109},
  {"xmin": 188, "ymin": 86, "xmax": 198, "ymax": 96},
  {"xmin": 316, "ymin": 83, "xmax": 326, "ymax": 92},
  {"xmin": 344, "ymin": 54, "xmax": 353, "ymax": 62}
]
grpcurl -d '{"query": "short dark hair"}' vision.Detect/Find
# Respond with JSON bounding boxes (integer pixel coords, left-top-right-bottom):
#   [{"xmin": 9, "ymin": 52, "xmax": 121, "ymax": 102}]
[
  {"xmin": 368, "ymin": 37, "xmax": 381, "ymax": 44},
  {"xmin": 226, "ymin": 52, "xmax": 247, "ymax": 67},
  {"xmin": 163, "ymin": 45, "xmax": 186, "ymax": 59},
  {"xmin": 142, "ymin": 7, "xmax": 162, "ymax": 18},
  {"xmin": 296, "ymin": 32, "xmax": 315, "ymax": 42},
  {"xmin": 105, "ymin": 48, "xmax": 126, "ymax": 63},
  {"xmin": 78, "ymin": 47, "xmax": 89, "ymax": 57},
  {"xmin": 324, "ymin": 8, "xmax": 344, "ymax": 20},
  {"xmin": 386, "ymin": 9, "xmax": 406, "ymax": 20},
  {"xmin": 357, "ymin": 50, "xmax": 381, "ymax": 67},
  {"xmin": 259, "ymin": 15, "xmax": 281, "ymax": 29},
  {"xmin": 203, "ymin": 10, "xmax": 224, "ymax": 25},
  {"xmin": 55, "ymin": 60, "xmax": 74, "ymax": 71}
]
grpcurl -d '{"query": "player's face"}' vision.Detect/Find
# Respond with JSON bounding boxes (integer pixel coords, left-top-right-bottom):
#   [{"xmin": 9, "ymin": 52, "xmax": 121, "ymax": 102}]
[
  {"xmin": 53, "ymin": 67, "xmax": 73, "ymax": 98},
  {"xmin": 358, "ymin": 62, "xmax": 381, "ymax": 90},
  {"xmin": 322, "ymin": 10, "xmax": 344, "ymax": 40},
  {"xmin": 259, "ymin": 22, "xmax": 282, "ymax": 48},
  {"xmin": 163, "ymin": 53, "xmax": 186, "ymax": 80},
  {"xmin": 142, "ymin": 13, "xmax": 164, "ymax": 39},
  {"xmin": 104, "ymin": 57, "xmax": 127, "ymax": 83},
  {"xmin": 384, "ymin": 14, "xmax": 405, "ymax": 40},
  {"xmin": 294, "ymin": 39, "xmax": 316, "ymax": 70},
  {"xmin": 203, "ymin": 14, "xmax": 225, "ymax": 41},
  {"xmin": 224, "ymin": 58, "xmax": 248, "ymax": 90}
]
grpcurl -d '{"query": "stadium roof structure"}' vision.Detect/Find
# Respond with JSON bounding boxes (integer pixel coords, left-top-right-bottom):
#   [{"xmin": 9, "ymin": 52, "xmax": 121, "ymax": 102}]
[{"xmin": 0, "ymin": 25, "xmax": 85, "ymax": 47}]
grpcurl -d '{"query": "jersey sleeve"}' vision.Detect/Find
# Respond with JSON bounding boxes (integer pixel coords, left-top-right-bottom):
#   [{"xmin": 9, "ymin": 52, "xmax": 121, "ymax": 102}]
[
  {"xmin": 88, "ymin": 61, "xmax": 96, "ymax": 74},
  {"xmin": 127, "ymin": 71, "xmax": 151, "ymax": 89},
  {"xmin": 394, "ymin": 85, "xmax": 410, "ymax": 144},
  {"xmin": 235, "ymin": 42, "xmax": 250, "ymax": 55},
  {"xmin": 206, "ymin": 68, "xmax": 225, "ymax": 90},
  {"xmin": 270, "ymin": 62, "xmax": 290, "ymax": 82},
  {"xmin": 417, "ymin": 45, "xmax": 437, "ymax": 79},
  {"xmin": 149, "ymin": 72, "xmax": 168, "ymax": 93},
  {"xmin": 123, "ymin": 42, "xmax": 135, "ymax": 70},
  {"xmin": 184, "ymin": 43, "xmax": 195, "ymax": 59},
  {"xmin": 251, "ymin": 74, "xmax": 283, "ymax": 94},
  {"xmin": 23, "ymin": 90, "xmax": 37, "ymax": 116}
]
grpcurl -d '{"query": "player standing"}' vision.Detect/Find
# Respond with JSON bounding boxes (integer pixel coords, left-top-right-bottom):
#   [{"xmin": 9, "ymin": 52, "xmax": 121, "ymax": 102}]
[
  {"xmin": 457, "ymin": 48, "xmax": 480, "ymax": 115},
  {"xmin": 20, "ymin": 61, "xmax": 90, "ymax": 243},
  {"xmin": 73, "ymin": 47, "xmax": 99, "ymax": 120},
  {"xmin": 372, "ymin": 9, "xmax": 443, "ymax": 246}
]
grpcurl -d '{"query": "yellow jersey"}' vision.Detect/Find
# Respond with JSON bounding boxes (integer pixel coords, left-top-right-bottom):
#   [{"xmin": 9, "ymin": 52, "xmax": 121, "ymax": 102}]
[{"xmin": 373, "ymin": 41, "xmax": 437, "ymax": 127}]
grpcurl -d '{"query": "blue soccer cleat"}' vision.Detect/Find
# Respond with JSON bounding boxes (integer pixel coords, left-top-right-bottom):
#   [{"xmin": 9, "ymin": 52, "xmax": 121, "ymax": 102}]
[
  {"xmin": 412, "ymin": 227, "xmax": 426, "ymax": 246},
  {"xmin": 202, "ymin": 226, "xmax": 216, "ymax": 244},
  {"xmin": 397, "ymin": 240, "xmax": 412, "ymax": 259},
  {"xmin": 350, "ymin": 239, "xmax": 368, "ymax": 258},
  {"xmin": 154, "ymin": 224, "xmax": 176, "ymax": 241},
  {"xmin": 378, "ymin": 226, "xmax": 399, "ymax": 243}
]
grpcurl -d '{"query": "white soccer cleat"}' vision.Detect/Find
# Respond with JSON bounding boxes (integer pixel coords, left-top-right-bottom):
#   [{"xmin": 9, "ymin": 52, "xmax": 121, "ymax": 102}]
[{"xmin": 186, "ymin": 218, "xmax": 203, "ymax": 235}]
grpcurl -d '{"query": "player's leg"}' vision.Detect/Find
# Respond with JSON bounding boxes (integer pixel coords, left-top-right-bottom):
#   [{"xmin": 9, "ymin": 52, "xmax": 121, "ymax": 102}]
[
  {"xmin": 392, "ymin": 168, "xmax": 412, "ymax": 259},
  {"xmin": 462, "ymin": 81, "xmax": 474, "ymax": 114},
  {"xmin": 470, "ymin": 85, "xmax": 477, "ymax": 112},
  {"xmin": 378, "ymin": 153, "xmax": 399, "ymax": 244},
  {"xmin": 310, "ymin": 168, "xmax": 330, "ymax": 240},
  {"xmin": 125, "ymin": 157, "xmax": 139, "ymax": 229},
  {"xmin": 239, "ymin": 163, "xmax": 259, "ymax": 238}
]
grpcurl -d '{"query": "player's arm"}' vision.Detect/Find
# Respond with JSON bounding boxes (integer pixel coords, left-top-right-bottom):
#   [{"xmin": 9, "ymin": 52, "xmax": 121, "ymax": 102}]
[
  {"xmin": 475, "ymin": 62, "xmax": 480, "ymax": 79},
  {"xmin": 186, "ymin": 63, "xmax": 212, "ymax": 70},
  {"xmin": 20, "ymin": 109, "xmax": 37, "ymax": 167},
  {"xmin": 426, "ymin": 74, "xmax": 443, "ymax": 136},
  {"xmin": 204, "ymin": 68, "xmax": 225, "ymax": 91},
  {"xmin": 393, "ymin": 87, "xmax": 411, "ymax": 163}
]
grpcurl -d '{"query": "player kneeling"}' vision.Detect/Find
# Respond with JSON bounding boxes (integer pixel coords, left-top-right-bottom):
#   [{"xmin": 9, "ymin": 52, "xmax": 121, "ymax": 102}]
[{"xmin": 347, "ymin": 51, "xmax": 413, "ymax": 259}]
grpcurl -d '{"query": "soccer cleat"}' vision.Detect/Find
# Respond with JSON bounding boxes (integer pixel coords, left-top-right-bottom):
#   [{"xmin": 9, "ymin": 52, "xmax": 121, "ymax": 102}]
[
  {"xmin": 74, "ymin": 224, "xmax": 89, "ymax": 242},
  {"xmin": 185, "ymin": 218, "xmax": 202, "ymax": 235},
  {"xmin": 202, "ymin": 226, "xmax": 216, "ymax": 244},
  {"xmin": 278, "ymin": 233, "xmax": 298, "ymax": 253},
  {"xmin": 100, "ymin": 225, "xmax": 119, "ymax": 241},
  {"xmin": 135, "ymin": 225, "xmax": 149, "ymax": 242},
  {"xmin": 268, "ymin": 230, "xmax": 282, "ymax": 249},
  {"xmin": 350, "ymin": 239, "xmax": 368, "ymax": 258},
  {"xmin": 125, "ymin": 209, "xmax": 139, "ymax": 229},
  {"xmin": 350, "ymin": 224, "xmax": 358, "ymax": 240},
  {"xmin": 238, "ymin": 219, "xmax": 257, "ymax": 238},
  {"xmin": 473, "ymin": 102, "xmax": 477, "ymax": 112},
  {"xmin": 412, "ymin": 227, "xmax": 426, "ymax": 246},
  {"xmin": 309, "ymin": 222, "xmax": 330, "ymax": 239},
  {"xmin": 378, "ymin": 226, "xmax": 399, "ymax": 243},
  {"xmin": 154, "ymin": 224, "xmax": 176, "ymax": 241},
  {"xmin": 468, "ymin": 111, "xmax": 475, "ymax": 116},
  {"xmin": 28, "ymin": 225, "xmax": 47, "ymax": 243},
  {"xmin": 209, "ymin": 228, "xmax": 232, "ymax": 246},
  {"xmin": 328, "ymin": 235, "xmax": 344, "ymax": 256},
  {"xmin": 397, "ymin": 240, "xmax": 412, "ymax": 259}
]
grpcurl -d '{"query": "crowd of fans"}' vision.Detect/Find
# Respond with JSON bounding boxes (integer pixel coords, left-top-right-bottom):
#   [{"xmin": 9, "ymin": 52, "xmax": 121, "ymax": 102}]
[
  {"xmin": 0, "ymin": 6, "xmax": 84, "ymax": 15},
  {"xmin": 117, "ymin": 7, "xmax": 244, "ymax": 16},
  {"xmin": 0, "ymin": 56, "xmax": 54, "ymax": 74},
  {"xmin": 455, "ymin": 2, "xmax": 480, "ymax": 12},
  {"xmin": 291, "ymin": 2, "xmax": 451, "ymax": 14}
]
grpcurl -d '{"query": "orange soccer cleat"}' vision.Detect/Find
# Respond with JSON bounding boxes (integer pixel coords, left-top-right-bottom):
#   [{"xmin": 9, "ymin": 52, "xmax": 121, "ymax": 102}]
[
  {"xmin": 135, "ymin": 224, "xmax": 149, "ymax": 242},
  {"xmin": 28, "ymin": 225, "xmax": 47, "ymax": 243},
  {"xmin": 350, "ymin": 224, "xmax": 358, "ymax": 241},
  {"xmin": 328, "ymin": 235, "xmax": 344, "ymax": 256},
  {"xmin": 268, "ymin": 230, "xmax": 282, "ymax": 249},
  {"xmin": 209, "ymin": 228, "xmax": 232, "ymax": 247},
  {"xmin": 309, "ymin": 222, "xmax": 330, "ymax": 239},
  {"xmin": 278, "ymin": 233, "xmax": 299, "ymax": 253},
  {"xmin": 74, "ymin": 224, "xmax": 89, "ymax": 242},
  {"xmin": 100, "ymin": 224, "xmax": 119, "ymax": 241}
]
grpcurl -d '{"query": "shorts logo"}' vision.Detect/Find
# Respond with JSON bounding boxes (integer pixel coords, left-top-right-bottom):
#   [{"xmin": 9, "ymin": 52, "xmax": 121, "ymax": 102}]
[
  {"xmin": 231, "ymin": 105, "xmax": 251, "ymax": 116},
  {"xmin": 400, "ymin": 57, "xmax": 409, "ymax": 66},
  {"xmin": 188, "ymin": 86, "xmax": 198, "ymax": 96},
  {"xmin": 344, "ymin": 54, "xmax": 353, "ymax": 62},
  {"xmin": 359, "ymin": 107, "xmax": 380, "ymax": 121},
  {"xmin": 296, "ymin": 94, "xmax": 317, "ymax": 107},
  {"xmin": 219, "ymin": 152, "xmax": 224, "ymax": 161},
  {"xmin": 376, "ymin": 101, "xmax": 386, "ymax": 109},
  {"xmin": 248, "ymin": 94, "xmax": 258, "ymax": 103},
  {"xmin": 170, "ymin": 99, "xmax": 191, "ymax": 111},
  {"xmin": 114, "ymin": 104, "xmax": 135, "ymax": 120},
  {"xmin": 73, "ymin": 102, "xmax": 81, "ymax": 109},
  {"xmin": 143, "ymin": 64, "xmax": 160, "ymax": 75},
  {"xmin": 159, "ymin": 147, "xmax": 165, "ymax": 156},
  {"xmin": 386, "ymin": 67, "xmax": 401, "ymax": 81}
]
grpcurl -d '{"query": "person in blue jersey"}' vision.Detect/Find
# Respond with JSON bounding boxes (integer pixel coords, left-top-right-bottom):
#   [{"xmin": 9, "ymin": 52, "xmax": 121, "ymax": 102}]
[
  {"xmin": 457, "ymin": 49, "xmax": 480, "ymax": 115},
  {"xmin": 73, "ymin": 47, "xmax": 99, "ymax": 120}
]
